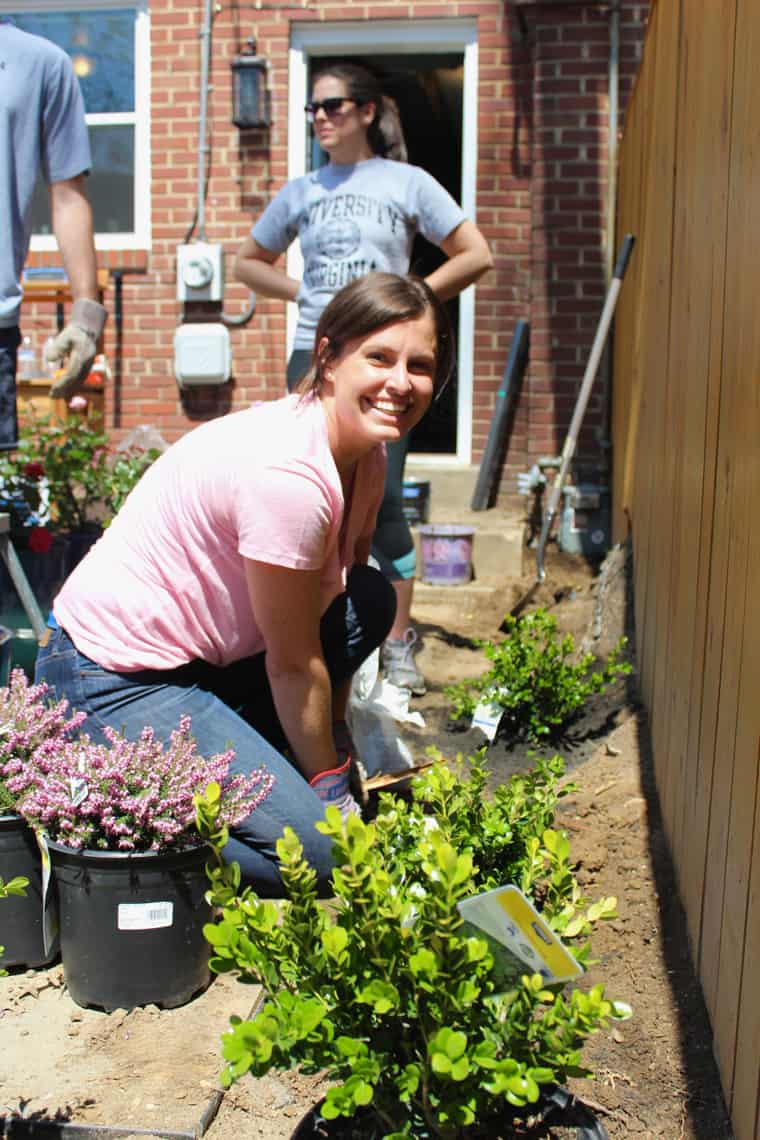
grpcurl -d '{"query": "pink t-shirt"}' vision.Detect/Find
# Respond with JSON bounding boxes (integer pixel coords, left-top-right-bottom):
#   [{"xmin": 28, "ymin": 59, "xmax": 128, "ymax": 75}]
[{"xmin": 54, "ymin": 395, "xmax": 385, "ymax": 671}]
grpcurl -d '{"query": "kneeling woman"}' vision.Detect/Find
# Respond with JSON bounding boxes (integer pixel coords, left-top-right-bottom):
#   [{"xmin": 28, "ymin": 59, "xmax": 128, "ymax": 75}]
[{"xmin": 35, "ymin": 272, "xmax": 453, "ymax": 897}]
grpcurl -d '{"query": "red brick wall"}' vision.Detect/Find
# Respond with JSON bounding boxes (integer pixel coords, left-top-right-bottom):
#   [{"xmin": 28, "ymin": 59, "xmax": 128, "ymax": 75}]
[{"xmin": 24, "ymin": 0, "xmax": 648, "ymax": 496}]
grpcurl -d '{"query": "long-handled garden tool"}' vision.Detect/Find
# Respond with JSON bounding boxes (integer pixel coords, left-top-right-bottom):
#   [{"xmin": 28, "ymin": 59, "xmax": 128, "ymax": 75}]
[{"xmin": 509, "ymin": 233, "xmax": 636, "ymax": 621}]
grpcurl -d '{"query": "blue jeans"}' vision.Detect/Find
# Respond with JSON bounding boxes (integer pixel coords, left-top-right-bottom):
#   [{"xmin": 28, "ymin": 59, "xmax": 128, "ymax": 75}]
[
  {"xmin": 35, "ymin": 564, "xmax": 396, "ymax": 897},
  {"xmin": 0, "ymin": 326, "xmax": 20, "ymax": 451}
]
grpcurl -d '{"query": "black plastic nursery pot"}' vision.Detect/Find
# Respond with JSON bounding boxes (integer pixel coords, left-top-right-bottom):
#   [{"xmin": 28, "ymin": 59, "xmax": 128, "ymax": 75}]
[
  {"xmin": 47, "ymin": 840, "xmax": 212, "ymax": 1012},
  {"xmin": 290, "ymin": 1086, "xmax": 609, "ymax": 1139},
  {"xmin": 0, "ymin": 812, "xmax": 59, "ymax": 968}
]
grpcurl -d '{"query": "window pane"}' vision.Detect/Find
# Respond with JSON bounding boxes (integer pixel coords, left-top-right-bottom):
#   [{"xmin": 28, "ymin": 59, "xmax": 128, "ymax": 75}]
[
  {"xmin": 10, "ymin": 10, "xmax": 135, "ymax": 113},
  {"xmin": 30, "ymin": 125, "xmax": 135, "ymax": 235}
]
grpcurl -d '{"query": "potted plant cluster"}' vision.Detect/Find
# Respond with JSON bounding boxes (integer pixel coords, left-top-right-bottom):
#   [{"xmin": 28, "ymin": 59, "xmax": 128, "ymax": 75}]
[
  {"xmin": 8, "ymin": 712, "xmax": 273, "ymax": 1010},
  {"xmin": 197, "ymin": 749, "xmax": 630, "ymax": 1139},
  {"xmin": 0, "ymin": 669, "xmax": 85, "ymax": 968},
  {"xmin": 0, "ymin": 411, "xmax": 162, "ymax": 617}
]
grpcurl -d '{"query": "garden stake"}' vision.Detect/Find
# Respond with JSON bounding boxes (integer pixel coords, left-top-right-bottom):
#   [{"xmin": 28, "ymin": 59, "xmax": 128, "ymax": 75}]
[{"xmin": 509, "ymin": 234, "xmax": 636, "ymax": 623}]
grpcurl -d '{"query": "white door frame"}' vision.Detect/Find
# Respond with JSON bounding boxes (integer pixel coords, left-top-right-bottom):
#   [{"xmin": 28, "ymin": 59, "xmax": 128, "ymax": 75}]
[{"xmin": 288, "ymin": 19, "xmax": 479, "ymax": 464}]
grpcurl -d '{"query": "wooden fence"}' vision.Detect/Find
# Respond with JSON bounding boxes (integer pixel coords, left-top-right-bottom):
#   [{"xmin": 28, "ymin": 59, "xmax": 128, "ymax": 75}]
[{"xmin": 612, "ymin": 1, "xmax": 760, "ymax": 1135}]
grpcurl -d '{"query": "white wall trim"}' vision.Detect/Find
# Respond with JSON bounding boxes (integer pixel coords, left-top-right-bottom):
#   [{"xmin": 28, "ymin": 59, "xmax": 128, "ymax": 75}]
[{"xmin": 288, "ymin": 18, "xmax": 479, "ymax": 463}]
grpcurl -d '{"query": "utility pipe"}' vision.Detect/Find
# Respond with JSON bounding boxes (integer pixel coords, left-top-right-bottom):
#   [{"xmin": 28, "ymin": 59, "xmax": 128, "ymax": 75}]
[{"xmin": 196, "ymin": 0, "xmax": 214, "ymax": 242}]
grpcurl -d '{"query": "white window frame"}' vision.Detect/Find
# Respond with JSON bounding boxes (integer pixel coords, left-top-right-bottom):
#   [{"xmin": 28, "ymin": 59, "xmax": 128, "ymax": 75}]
[
  {"xmin": 289, "ymin": 19, "xmax": 479, "ymax": 464},
  {"xmin": 0, "ymin": 0, "xmax": 151, "ymax": 251}
]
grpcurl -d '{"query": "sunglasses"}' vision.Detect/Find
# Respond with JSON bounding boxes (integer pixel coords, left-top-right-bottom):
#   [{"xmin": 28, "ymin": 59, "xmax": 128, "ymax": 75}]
[{"xmin": 304, "ymin": 97, "xmax": 362, "ymax": 122}]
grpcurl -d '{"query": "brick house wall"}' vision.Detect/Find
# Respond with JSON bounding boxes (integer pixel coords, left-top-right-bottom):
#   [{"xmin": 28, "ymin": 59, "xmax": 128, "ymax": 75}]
[{"xmin": 23, "ymin": 0, "xmax": 648, "ymax": 502}]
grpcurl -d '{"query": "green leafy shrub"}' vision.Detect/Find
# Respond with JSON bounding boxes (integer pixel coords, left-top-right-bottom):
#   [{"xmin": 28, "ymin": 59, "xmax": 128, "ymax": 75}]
[
  {"xmin": 445, "ymin": 609, "xmax": 632, "ymax": 743},
  {"xmin": 0, "ymin": 874, "xmax": 28, "ymax": 976},
  {"xmin": 195, "ymin": 753, "xmax": 629, "ymax": 1139}
]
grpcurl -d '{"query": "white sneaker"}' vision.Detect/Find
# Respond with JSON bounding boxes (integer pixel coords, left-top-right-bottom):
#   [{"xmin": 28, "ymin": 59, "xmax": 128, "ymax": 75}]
[{"xmin": 381, "ymin": 628, "xmax": 426, "ymax": 696}]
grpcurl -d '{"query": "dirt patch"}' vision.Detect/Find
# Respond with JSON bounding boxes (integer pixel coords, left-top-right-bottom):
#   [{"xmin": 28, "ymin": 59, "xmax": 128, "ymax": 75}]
[{"xmin": 0, "ymin": 545, "xmax": 732, "ymax": 1139}]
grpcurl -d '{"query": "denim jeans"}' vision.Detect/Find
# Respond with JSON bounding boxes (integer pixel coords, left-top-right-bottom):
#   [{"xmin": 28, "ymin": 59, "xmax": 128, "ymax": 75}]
[
  {"xmin": 0, "ymin": 327, "xmax": 20, "ymax": 451},
  {"xmin": 35, "ymin": 564, "xmax": 396, "ymax": 896}
]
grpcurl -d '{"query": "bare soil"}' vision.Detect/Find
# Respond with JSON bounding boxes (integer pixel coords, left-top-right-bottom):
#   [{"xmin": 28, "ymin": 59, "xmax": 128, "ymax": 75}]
[{"xmin": 0, "ymin": 545, "xmax": 733, "ymax": 1139}]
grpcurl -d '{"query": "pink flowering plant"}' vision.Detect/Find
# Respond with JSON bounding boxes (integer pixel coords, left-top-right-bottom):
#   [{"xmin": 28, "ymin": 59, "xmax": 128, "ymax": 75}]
[
  {"xmin": 0, "ymin": 669, "xmax": 86, "ymax": 815},
  {"xmin": 12, "ymin": 715, "xmax": 273, "ymax": 853}
]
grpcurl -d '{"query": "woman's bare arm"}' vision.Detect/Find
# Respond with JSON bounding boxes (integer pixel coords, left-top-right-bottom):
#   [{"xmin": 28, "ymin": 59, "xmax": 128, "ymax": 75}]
[
  {"xmin": 244, "ymin": 558, "xmax": 338, "ymax": 780},
  {"xmin": 425, "ymin": 219, "xmax": 494, "ymax": 302},
  {"xmin": 234, "ymin": 235, "xmax": 302, "ymax": 302}
]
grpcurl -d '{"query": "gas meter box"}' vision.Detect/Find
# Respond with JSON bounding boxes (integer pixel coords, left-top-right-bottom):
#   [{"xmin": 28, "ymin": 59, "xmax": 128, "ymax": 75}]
[
  {"xmin": 559, "ymin": 483, "xmax": 610, "ymax": 557},
  {"xmin": 174, "ymin": 323, "xmax": 231, "ymax": 387}
]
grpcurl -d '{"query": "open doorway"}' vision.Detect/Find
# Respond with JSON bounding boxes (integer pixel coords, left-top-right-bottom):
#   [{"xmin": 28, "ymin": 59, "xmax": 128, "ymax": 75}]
[
  {"xmin": 289, "ymin": 19, "xmax": 479, "ymax": 463},
  {"xmin": 306, "ymin": 54, "xmax": 463, "ymax": 454}
]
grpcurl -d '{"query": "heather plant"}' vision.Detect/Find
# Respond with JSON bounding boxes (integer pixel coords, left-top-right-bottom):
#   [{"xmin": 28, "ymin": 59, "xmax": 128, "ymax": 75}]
[
  {"xmin": 0, "ymin": 669, "xmax": 86, "ymax": 814},
  {"xmin": 14, "ymin": 716, "xmax": 273, "ymax": 852},
  {"xmin": 196, "ymin": 750, "xmax": 629, "ymax": 1138},
  {"xmin": 445, "ymin": 609, "xmax": 632, "ymax": 743}
]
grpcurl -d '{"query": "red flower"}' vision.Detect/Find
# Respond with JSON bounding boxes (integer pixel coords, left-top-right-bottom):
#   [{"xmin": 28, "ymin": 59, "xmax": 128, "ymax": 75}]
[
  {"xmin": 23, "ymin": 462, "xmax": 45, "ymax": 480},
  {"xmin": 28, "ymin": 527, "xmax": 54, "ymax": 554}
]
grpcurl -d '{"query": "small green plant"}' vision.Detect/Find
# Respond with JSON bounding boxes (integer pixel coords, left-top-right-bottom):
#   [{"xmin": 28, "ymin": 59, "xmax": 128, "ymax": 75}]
[
  {"xmin": 0, "ymin": 874, "xmax": 28, "ymax": 976},
  {"xmin": 445, "ymin": 609, "xmax": 632, "ymax": 743},
  {"xmin": 195, "ymin": 753, "xmax": 629, "ymax": 1139}
]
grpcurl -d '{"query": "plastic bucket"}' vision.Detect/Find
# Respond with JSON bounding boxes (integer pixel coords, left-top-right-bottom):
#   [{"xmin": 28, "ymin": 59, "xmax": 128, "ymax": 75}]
[
  {"xmin": 402, "ymin": 480, "xmax": 431, "ymax": 526},
  {"xmin": 419, "ymin": 525, "xmax": 475, "ymax": 586}
]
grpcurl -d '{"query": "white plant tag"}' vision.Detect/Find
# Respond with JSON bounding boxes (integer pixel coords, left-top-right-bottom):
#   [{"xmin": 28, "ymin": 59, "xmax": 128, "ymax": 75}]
[
  {"xmin": 68, "ymin": 776, "xmax": 89, "ymax": 807},
  {"xmin": 118, "ymin": 901, "xmax": 174, "ymax": 931},
  {"xmin": 34, "ymin": 829, "xmax": 59, "ymax": 956},
  {"xmin": 471, "ymin": 699, "xmax": 503, "ymax": 742}
]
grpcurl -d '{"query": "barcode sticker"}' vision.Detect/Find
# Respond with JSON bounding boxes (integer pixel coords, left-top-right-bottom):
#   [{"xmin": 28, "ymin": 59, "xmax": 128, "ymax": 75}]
[{"xmin": 118, "ymin": 901, "xmax": 174, "ymax": 930}]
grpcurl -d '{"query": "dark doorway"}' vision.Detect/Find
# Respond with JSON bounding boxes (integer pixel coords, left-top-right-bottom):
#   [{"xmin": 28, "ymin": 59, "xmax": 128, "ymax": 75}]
[{"xmin": 307, "ymin": 54, "xmax": 464, "ymax": 454}]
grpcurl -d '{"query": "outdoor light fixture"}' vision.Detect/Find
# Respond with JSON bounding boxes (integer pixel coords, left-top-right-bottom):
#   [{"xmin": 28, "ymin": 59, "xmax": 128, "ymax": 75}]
[{"xmin": 231, "ymin": 39, "xmax": 270, "ymax": 129}]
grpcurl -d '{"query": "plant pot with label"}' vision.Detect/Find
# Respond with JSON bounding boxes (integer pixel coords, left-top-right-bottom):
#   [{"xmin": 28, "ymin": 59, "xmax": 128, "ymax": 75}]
[
  {"xmin": 9, "ymin": 716, "xmax": 273, "ymax": 1010},
  {"xmin": 47, "ymin": 839, "xmax": 212, "ymax": 1011}
]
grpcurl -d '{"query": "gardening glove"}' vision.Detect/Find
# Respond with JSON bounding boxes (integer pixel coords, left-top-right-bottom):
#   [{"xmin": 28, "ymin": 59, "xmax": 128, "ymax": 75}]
[
  {"xmin": 309, "ymin": 756, "xmax": 362, "ymax": 822},
  {"xmin": 46, "ymin": 298, "xmax": 108, "ymax": 399}
]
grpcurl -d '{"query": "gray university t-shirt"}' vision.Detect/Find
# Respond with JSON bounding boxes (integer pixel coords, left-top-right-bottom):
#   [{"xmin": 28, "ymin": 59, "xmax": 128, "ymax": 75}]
[
  {"xmin": 252, "ymin": 156, "xmax": 466, "ymax": 350},
  {"xmin": 0, "ymin": 20, "xmax": 92, "ymax": 328}
]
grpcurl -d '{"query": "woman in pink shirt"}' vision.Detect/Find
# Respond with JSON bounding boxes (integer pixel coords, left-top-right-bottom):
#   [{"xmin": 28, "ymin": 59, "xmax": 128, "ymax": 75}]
[{"xmin": 35, "ymin": 272, "xmax": 453, "ymax": 896}]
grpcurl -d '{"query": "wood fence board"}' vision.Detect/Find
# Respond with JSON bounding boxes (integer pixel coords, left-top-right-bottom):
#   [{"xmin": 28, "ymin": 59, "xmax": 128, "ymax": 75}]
[
  {"xmin": 630, "ymin": 0, "xmax": 680, "ymax": 789},
  {"xmin": 708, "ymin": 0, "xmax": 760, "ymax": 1108},
  {"xmin": 664, "ymin": 0, "xmax": 735, "ymax": 898},
  {"xmin": 625, "ymin": 0, "xmax": 675, "ymax": 719}
]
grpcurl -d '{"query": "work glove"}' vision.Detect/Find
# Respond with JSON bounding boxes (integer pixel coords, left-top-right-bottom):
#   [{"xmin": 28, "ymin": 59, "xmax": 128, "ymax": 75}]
[
  {"xmin": 45, "ymin": 298, "xmax": 108, "ymax": 399},
  {"xmin": 309, "ymin": 757, "xmax": 361, "ymax": 821}
]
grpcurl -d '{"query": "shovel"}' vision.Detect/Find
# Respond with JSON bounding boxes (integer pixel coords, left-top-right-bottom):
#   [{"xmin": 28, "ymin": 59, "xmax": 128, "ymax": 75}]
[{"xmin": 508, "ymin": 233, "xmax": 636, "ymax": 622}]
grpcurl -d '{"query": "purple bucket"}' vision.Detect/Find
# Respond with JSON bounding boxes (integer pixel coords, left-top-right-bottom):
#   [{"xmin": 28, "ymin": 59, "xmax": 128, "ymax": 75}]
[{"xmin": 419, "ymin": 525, "xmax": 475, "ymax": 586}]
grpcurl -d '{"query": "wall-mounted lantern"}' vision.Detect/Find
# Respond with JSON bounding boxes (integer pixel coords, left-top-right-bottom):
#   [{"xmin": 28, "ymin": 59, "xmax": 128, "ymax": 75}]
[{"xmin": 231, "ymin": 39, "xmax": 270, "ymax": 129}]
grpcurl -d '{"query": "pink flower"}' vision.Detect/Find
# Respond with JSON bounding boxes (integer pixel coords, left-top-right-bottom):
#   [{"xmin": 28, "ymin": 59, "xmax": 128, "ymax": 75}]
[{"xmin": 68, "ymin": 395, "xmax": 88, "ymax": 411}]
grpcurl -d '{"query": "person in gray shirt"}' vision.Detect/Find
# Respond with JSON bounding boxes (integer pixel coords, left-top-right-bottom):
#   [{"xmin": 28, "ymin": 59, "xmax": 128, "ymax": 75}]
[
  {"xmin": 0, "ymin": 18, "xmax": 107, "ymax": 448},
  {"xmin": 235, "ymin": 61, "xmax": 492, "ymax": 695}
]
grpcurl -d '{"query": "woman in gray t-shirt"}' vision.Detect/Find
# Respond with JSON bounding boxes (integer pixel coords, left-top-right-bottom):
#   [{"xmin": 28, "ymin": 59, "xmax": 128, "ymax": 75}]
[{"xmin": 235, "ymin": 62, "xmax": 492, "ymax": 694}]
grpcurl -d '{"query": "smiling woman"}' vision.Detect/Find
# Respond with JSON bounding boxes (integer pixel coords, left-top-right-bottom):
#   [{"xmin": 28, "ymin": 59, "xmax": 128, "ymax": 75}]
[{"xmin": 34, "ymin": 272, "xmax": 452, "ymax": 900}]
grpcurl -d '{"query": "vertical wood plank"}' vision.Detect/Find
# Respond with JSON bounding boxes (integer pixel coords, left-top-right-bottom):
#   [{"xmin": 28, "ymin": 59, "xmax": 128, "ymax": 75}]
[
  {"xmin": 662, "ymin": 0, "xmax": 734, "ymax": 923},
  {"xmin": 707, "ymin": 0, "xmax": 760, "ymax": 1117}
]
